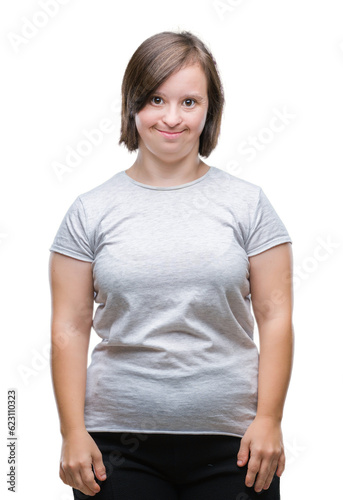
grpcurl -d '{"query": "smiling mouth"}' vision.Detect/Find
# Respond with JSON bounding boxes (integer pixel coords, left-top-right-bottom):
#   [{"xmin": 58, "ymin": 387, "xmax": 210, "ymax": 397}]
[{"xmin": 156, "ymin": 129, "xmax": 185, "ymax": 138}]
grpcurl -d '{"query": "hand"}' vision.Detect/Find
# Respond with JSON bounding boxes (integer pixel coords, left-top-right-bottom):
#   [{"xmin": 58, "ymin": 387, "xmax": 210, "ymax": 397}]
[
  {"xmin": 59, "ymin": 428, "xmax": 107, "ymax": 496},
  {"xmin": 237, "ymin": 415, "xmax": 285, "ymax": 493}
]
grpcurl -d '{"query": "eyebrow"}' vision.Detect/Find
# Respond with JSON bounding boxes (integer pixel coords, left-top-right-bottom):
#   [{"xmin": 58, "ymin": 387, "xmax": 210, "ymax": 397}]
[{"xmin": 153, "ymin": 91, "xmax": 206, "ymax": 102}]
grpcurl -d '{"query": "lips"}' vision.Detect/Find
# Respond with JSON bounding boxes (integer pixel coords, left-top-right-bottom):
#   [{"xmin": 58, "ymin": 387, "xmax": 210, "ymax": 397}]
[{"xmin": 156, "ymin": 129, "xmax": 185, "ymax": 138}]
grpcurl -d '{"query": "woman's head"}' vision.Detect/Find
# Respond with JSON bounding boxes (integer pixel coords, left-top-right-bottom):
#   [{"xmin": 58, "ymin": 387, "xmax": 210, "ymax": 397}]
[{"xmin": 119, "ymin": 31, "xmax": 225, "ymax": 158}]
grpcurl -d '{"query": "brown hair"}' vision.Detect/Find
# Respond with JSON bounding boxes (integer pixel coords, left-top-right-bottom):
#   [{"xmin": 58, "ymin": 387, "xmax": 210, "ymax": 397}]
[{"xmin": 118, "ymin": 30, "xmax": 225, "ymax": 158}]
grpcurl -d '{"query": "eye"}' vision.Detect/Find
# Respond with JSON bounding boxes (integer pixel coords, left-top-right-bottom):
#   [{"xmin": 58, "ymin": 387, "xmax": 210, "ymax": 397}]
[
  {"xmin": 151, "ymin": 96, "xmax": 163, "ymax": 105},
  {"xmin": 183, "ymin": 98, "xmax": 196, "ymax": 108}
]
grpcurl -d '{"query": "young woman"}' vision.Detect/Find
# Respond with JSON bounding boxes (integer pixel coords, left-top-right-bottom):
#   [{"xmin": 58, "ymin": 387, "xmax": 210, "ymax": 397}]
[{"xmin": 49, "ymin": 30, "xmax": 294, "ymax": 500}]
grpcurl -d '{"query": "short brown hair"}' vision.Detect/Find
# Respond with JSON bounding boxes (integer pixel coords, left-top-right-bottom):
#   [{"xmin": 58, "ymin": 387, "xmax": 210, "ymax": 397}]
[{"xmin": 118, "ymin": 30, "xmax": 225, "ymax": 158}]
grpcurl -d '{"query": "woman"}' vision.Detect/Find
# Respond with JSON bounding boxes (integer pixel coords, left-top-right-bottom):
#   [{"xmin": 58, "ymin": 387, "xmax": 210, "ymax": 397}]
[{"xmin": 49, "ymin": 30, "xmax": 294, "ymax": 499}]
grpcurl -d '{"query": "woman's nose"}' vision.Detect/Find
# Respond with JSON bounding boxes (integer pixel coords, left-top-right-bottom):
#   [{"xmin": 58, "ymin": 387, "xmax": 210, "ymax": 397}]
[{"xmin": 162, "ymin": 105, "xmax": 182, "ymax": 128}]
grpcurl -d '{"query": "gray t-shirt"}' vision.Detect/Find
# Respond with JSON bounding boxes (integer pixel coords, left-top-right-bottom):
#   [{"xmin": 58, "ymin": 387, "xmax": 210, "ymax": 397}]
[{"xmin": 49, "ymin": 166, "xmax": 292, "ymax": 438}]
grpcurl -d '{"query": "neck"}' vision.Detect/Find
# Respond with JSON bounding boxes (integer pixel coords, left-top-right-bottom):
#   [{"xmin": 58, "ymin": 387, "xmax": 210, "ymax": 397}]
[{"xmin": 129, "ymin": 141, "xmax": 207, "ymax": 187}]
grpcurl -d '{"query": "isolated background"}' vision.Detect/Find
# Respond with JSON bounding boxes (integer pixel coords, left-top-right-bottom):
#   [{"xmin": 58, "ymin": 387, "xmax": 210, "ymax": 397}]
[{"xmin": 1, "ymin": 1, "xmax": 342, "ymax": 498}]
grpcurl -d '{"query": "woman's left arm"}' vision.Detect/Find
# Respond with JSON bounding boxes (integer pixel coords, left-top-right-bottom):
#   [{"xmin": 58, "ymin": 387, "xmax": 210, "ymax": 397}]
[{"xmin": 237, "ymin": 242, "xmax": 294, "ymax": 493}]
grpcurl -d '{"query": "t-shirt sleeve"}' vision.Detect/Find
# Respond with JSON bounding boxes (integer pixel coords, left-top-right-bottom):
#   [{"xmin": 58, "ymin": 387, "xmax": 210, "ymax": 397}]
[
  {"xmin": 244, "ymin": 188, "xmax": 292, "ymax": 257},
  {"xmin": 49, "ymin": 196, "xmax": 94, "ymax": 262}
]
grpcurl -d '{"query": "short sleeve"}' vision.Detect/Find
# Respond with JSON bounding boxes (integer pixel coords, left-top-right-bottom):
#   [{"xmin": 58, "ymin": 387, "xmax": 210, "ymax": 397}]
[
  {"xmin": 49, "ymin": 196, "xmax": 94, "ymax": 262},
  {"xmin": 244, "ymin": 188, "xmax": 292, "ymax": 257}
]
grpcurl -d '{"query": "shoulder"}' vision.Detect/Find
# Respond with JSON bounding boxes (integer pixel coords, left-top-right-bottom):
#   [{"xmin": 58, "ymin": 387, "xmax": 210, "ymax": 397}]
[
  {"xmin": 210, "ymin": 166, "xmax": 262, "ymax": 208},
  {"xmin": 77, "ymin": 170, "xmax": 126, "ymax": 209}
]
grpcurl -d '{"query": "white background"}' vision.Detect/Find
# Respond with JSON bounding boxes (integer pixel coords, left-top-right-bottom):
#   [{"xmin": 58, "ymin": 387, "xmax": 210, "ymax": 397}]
[{"xmin": 1, "ymin": 0, "xmax": 342, "ymax": 498}]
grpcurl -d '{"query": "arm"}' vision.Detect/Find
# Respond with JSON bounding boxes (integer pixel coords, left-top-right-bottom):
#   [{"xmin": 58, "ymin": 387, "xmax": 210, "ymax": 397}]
[
  {"xmin": 49, "ymin": 252, "xmax": 107, "ymax": 496},
  {"xmin": 237, "ymin": 242, "xmax": 294, "ymax": 492}
]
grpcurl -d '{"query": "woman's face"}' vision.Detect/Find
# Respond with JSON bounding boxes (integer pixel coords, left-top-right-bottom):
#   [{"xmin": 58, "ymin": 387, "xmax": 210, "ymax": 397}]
[{"xmin": 135, "ymin": 63, "xmax": 209, "ymax": 161}]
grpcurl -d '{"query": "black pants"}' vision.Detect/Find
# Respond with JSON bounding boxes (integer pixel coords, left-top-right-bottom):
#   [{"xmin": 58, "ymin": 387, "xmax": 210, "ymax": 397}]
[{"xmin": 73, "ymin": 432, "xmax": 280, "ymax": 499}]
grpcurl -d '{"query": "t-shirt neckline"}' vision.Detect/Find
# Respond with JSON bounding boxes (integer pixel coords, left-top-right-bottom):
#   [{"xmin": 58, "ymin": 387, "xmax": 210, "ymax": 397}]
[{"xmin": 122, "ymin": 166, "xmax": 213, "ymax": 191}]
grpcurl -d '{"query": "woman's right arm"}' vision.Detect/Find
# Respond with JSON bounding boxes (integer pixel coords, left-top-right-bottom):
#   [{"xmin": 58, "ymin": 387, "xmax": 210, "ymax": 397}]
[{"xmin": 49, "ymin": 252, "xmax": 107, "ymax": 496}]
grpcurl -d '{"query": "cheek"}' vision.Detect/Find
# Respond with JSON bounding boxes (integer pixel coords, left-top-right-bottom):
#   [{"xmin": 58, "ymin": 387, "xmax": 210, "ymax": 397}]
[
  {"xmin": 200, "ymin": 112, "xmax": 208, "ymax": 130},
  {"xmin": 135, "ymin": 109, "xmax": 156, "ymax": 133},
  {"xmin": 135, "ymin": 113, "xmax": 145, "ymax": 134},
  {"xmin": 192, "ymin": 109, "xmax": 208, "ymax": 134}
]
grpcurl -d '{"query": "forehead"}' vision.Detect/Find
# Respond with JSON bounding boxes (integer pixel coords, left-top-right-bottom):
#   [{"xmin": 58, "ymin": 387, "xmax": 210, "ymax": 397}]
[{"xmin": 155, "ymin": 63, "xmax": 207, "ymax": 94}]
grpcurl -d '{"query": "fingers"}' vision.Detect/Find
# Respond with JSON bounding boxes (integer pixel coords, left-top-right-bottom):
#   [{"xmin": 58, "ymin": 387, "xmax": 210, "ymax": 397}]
[
  {"xmin": 245, "ymin": 454, "xmax": 262, "ymax": 490},
  {"xmin": 276, "ymin": 449, "xmax": 286, "ymax": 477},
  {"xmin": 93, "ymin": 453, "xmax": 107, "ymax": 482},
  {"xmin": 255, "ymin": 457, "xmax": 278, "ymax": 492},
  {"xmin": 245, "ymin": 448, "xmax": 282, "ymax": 492},
  {"xmin": 79, "ymin": 463, "xmax": 102, "ymax": 495},
  {"xmin": 262, "ymin": 457, "xmax": 279, "ymax": 490},
  {"xmin": 60, "ymin": 460, "xmax": 101, "ymax": 496},
  {"xmin": 237, "ymin": 438, "xmax": 250, "ymax": 467}
]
